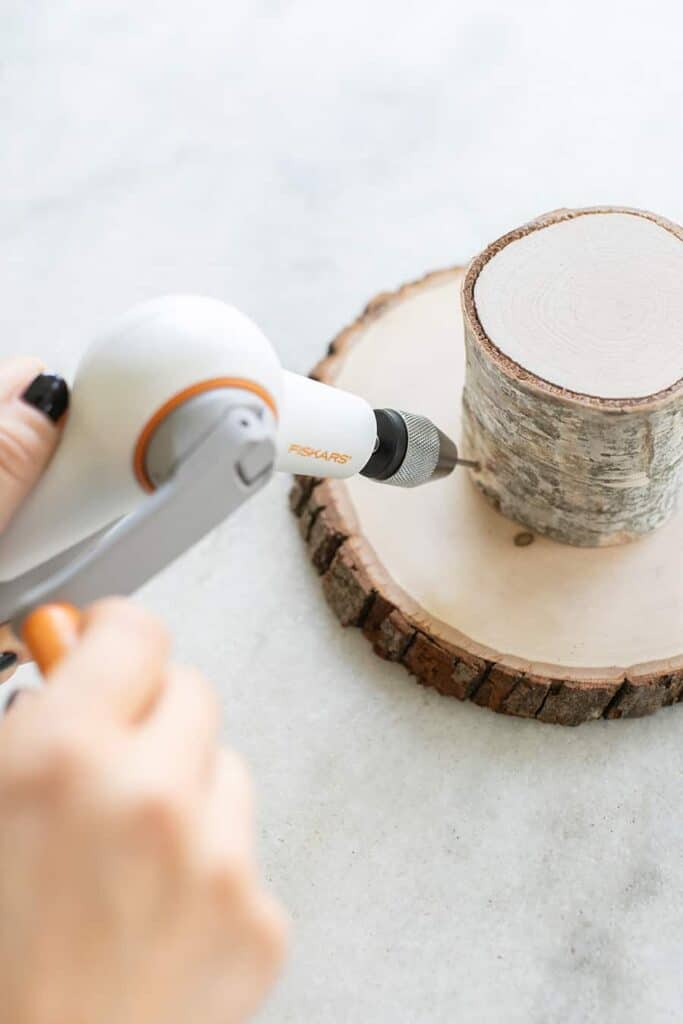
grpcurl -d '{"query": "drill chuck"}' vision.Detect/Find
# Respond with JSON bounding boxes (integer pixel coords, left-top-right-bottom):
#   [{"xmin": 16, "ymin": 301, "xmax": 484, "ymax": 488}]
[{"xmin": 361, "ymin": 409, "xmax": 464, "ymax": 488}]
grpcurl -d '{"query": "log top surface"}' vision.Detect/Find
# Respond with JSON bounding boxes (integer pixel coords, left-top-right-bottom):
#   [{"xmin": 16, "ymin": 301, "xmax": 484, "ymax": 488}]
[{"xmin": 473, "ymin": 210, "xmax": 683, "ymax": 400}]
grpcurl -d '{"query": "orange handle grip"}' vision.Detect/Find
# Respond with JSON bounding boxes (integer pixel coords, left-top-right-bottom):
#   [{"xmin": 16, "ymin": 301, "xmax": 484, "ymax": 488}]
[{"xmin": 21, "ymin": 603, "xmax": 82, "ymax": 676}]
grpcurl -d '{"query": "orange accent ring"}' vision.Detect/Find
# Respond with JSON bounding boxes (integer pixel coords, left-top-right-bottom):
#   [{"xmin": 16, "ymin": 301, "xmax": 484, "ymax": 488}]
[
  {"xmin": 22, "ymin": 603, "xmax": 82, "ymax": 677},
  {"xmin": 133, "ymin": 378, "xmax": 278, "ymax": 493}
]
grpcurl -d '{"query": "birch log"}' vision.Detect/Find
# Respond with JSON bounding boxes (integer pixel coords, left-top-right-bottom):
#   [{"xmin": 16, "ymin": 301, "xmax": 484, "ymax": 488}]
[{"xmin": 461, "ymin": 208, "xmax": 683, "ymax": 546}]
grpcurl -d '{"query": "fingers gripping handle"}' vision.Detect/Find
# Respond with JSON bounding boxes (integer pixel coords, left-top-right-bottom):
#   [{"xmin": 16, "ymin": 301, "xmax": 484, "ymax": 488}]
[
  {"xmin": 22, "ymin": 603, "xmax": 82, "ymax": 676},
  {"xmin": 10, "ymin": 400, "xmax": 276, "ymax": 676}
]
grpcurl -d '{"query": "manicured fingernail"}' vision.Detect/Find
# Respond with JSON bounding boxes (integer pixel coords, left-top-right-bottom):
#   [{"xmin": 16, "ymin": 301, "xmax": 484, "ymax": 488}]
[
  {"xmin": 0, "ymin": 652, "xmax": 18, "ymax": 672},
  {"xmin": 21, "ymin": 374, "xmax": 69, "ymax": 423}
]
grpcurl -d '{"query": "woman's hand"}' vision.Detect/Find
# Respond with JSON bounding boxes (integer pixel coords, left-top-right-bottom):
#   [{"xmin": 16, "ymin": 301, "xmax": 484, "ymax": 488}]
[
  {"xmin": 0, "ymin": 358, "xmax": 69, "ymax": 681},
  {"xmin": 0, "ymin": 599, "xmax": 286, "ymax": 1024},
  {"xmin": 0, "ymin": 356, "xmax": 286, "ymax": 1022},
  {"xmin": 0, "ymin": 359, "xmax": 68, "ymax": 532}
]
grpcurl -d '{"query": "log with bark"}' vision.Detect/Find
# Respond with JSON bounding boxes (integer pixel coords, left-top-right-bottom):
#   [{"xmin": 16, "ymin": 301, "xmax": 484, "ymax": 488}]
[{"xmin": 461, "ymin": 208, "xmax": 683, "ymax": 546}]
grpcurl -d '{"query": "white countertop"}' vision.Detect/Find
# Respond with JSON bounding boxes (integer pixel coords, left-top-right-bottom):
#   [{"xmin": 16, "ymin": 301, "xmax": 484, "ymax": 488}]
[{"xmin": 2, "ymin": 3, "xmax": 682, "ymax": 1020}]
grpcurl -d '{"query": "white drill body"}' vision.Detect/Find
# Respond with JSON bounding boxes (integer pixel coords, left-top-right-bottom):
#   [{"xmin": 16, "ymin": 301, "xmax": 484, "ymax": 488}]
[{"xmin": 0, "ymin": 296, "xmax": 377, "ymax": 582}]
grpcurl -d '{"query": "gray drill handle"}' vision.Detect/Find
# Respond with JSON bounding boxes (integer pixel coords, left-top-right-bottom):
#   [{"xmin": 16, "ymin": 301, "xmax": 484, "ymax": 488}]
[{"xmin": 13, "ymin": 404, "xmax": 276, "ymax": 666}]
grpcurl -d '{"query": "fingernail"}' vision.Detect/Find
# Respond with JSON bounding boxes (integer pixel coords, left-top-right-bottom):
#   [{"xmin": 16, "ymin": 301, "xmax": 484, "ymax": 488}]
[
  {"xmin": 0, "ymin": 652, "xmax": 18, "ymax": 672},
  {"xmin": 21, "ymin": 374, "xmax": 69, "ymax": 423}
]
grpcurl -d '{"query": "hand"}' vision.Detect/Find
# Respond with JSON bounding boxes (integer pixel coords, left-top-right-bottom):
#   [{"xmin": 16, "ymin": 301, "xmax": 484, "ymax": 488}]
[
  {"xmin": 0, "ymin": 358, "xmax": 69, "ymax": 682},
  {"xmin": 0, "ymin": 598, "xmax": 286, "ymax": 1024}
]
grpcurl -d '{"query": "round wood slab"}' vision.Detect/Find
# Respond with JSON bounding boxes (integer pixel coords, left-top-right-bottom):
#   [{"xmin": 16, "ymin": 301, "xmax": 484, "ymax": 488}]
[{"xmin": 289, "ymin": 268, "xmax": 683, "ymax": 725}]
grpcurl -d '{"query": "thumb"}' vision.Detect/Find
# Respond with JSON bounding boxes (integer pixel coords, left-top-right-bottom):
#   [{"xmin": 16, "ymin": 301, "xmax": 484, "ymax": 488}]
[{"xmin": 0, "ymin": 361, "xmax": 69, "ymax": 533}]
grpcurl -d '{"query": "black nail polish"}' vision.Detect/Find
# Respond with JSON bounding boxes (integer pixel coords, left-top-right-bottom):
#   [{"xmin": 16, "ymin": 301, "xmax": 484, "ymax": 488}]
[
  {"xmin": 21, "ymin": 374, "xmax": 69, "ymax": 423},
  {"xmin": 0, "ymin": 652, "xmax": 18, "ymax": 672}
]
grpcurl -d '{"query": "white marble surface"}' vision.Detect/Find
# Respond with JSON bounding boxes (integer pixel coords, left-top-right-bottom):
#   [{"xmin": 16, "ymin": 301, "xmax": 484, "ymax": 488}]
[{"xmin": 2, "ymin": 2, "xmax": 682, "ymax": 1020}]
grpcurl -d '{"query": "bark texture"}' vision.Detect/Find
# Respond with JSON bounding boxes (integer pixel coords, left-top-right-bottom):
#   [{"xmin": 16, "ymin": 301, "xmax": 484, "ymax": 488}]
[{"xmin": 461, "ymin": 207, "xmax": 683, "ymax": 547}]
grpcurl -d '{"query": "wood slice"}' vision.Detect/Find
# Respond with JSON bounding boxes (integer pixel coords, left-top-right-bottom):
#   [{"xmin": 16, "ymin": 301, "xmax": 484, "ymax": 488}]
[
  {"xmin": 289, "ymin": 266, "xmax": 683, "ymax": 725},
  {"xmin": 461, "ymin": 208, "xmax": 683, "ymax": 546}
]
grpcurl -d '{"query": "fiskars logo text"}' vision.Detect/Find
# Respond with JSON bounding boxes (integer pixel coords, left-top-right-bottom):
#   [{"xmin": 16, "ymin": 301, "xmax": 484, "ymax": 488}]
[{"xmin": 288, "ymin": 443, "xmax": 352, "ymax": 465}]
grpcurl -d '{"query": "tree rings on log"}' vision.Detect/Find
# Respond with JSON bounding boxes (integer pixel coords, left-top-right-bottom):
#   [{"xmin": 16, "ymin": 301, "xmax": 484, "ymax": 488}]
[{"xmin": 289, "ymin": 261, "xmax": 683, "ymax": 725}]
